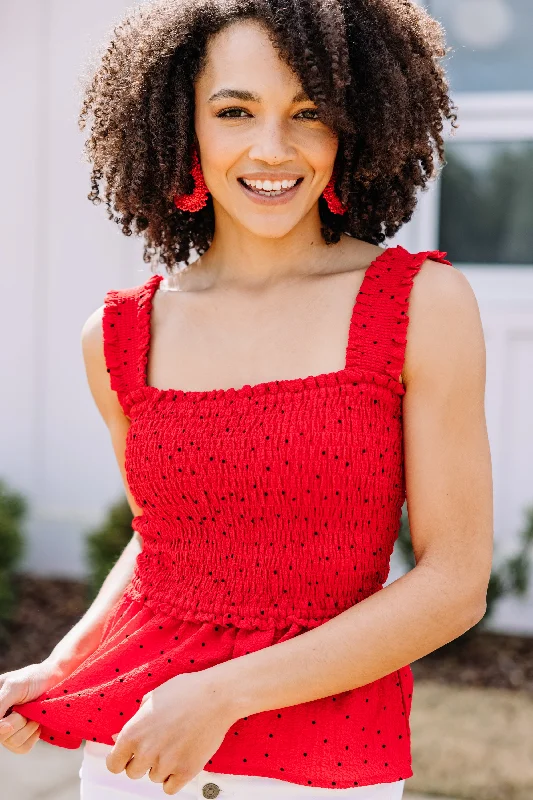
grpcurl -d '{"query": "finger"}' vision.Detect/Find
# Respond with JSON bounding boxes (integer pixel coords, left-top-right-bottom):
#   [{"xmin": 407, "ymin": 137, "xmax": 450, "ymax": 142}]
[
  {"xmin": 9, "ymin": 725, "xmax": 41, "ymax": 755},
  {"xmin": 4, "ymin": 719, "xmax": 40, "ymax": 750},
  {"xmin": 125, "ymin": 754, "xmax": 153, "ymax": 780},
  {"xmin": 163, "ymin": 774, "xmax": 185, "ymax": 796},
  {"xmin": 105, "ymin": 742, "xmax": 136, "ymax": 774},
  {"xmin": 147, "ymin": 764, "xmax": 167, "ymax": 784},
  {"xmin": 0, "ymin": 713, "xmax": 27, "ymax": 742}
]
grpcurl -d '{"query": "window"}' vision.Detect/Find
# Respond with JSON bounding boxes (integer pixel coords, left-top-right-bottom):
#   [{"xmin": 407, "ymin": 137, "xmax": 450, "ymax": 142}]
[
  {"xmin": 439, "ymin": 140, "xmax": 533, "ymax": 265},
  {"xmin": 403, "ymin": 2, "xmax": 533, "ymax": 265},
  {"xmin": 427, "ymin": 0, "xmax": 533, "ymax": 92}
]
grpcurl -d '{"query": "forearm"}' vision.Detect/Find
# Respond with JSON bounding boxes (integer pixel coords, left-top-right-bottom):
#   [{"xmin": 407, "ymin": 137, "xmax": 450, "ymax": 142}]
[
  {"xmin": 44, "ymin": 532, "xmax": 142, "ymax": 677},
  {"xmin": 207, "ymin": 562, "xmax": 486, "ymax": 719}
]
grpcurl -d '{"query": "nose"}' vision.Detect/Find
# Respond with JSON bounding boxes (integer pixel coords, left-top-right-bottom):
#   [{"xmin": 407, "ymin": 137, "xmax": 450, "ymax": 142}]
[{"xmin": 247, "ymin": 117, "xmax": 296, "ymax": 164}]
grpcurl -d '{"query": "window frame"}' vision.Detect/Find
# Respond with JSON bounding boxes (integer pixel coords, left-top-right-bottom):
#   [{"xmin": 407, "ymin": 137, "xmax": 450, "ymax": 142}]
[{"xmin": 403, "ymin": 91, "xmax": 533, "ymax": 262}]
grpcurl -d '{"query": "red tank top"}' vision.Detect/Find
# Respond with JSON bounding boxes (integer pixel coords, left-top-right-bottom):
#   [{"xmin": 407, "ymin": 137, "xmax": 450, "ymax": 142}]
[{"xmin": 13, "ymin": 244, "xmax": 452, "ymax": 789}]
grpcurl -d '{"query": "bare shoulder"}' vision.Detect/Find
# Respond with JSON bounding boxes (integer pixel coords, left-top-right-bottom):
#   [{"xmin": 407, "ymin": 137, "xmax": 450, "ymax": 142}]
[
  {"xmin": 81, "ymin": 304, "xmax": 105, "ymax": 358},
  {"xmin": 403, "ymin": 256, "xmax": 485, "ymax": 389},
  {"xmin": 81, "ymin": 304, "xmax": 107, "ymax": 390}
]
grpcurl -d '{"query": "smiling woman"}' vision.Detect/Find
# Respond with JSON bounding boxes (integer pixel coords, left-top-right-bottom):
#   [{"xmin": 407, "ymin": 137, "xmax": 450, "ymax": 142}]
[
  {"xmin": 73, "ymin": 0, "xmax": 457, "ymax": 271},
  {"xmin": 1, "ymin": 1, "xmax": 493, "ymax": 799}
]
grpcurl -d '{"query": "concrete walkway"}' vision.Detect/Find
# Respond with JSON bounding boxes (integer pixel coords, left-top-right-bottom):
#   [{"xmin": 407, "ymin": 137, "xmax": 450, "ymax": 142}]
[{"xmin": 0, "ymin": 740, "xmax": 449, "ymax": 799}]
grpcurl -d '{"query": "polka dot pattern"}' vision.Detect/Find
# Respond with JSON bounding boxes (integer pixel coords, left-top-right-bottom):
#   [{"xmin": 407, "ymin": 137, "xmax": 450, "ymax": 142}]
[{"xmin": 12, "ymin": 246, "xmax": 453, "ymax": 790}]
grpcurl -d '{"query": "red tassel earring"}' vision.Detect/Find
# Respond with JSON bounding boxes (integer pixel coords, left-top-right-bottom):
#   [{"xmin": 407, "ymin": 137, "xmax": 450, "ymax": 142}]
[
  {"xmin": 173, "ymin": 147, "xmax": 210, "ymax": 212},
  {"xmin": 322, "ymin": 170, "xmax": 348, "ymax": 215}
]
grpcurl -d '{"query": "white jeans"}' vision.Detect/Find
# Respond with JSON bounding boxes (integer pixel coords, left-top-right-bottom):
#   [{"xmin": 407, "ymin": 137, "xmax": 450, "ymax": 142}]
[{"xmin": 79, "ymin": 740, "xmax": 405, "ymax": 799}]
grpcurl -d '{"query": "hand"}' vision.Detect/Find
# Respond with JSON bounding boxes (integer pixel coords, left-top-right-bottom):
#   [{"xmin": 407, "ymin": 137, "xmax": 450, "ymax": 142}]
[
  {"xmin": 0, "ymin": 660, "xmax": 66, "ymax": 754},
  {"xmin": 105, "ymin": 670, "xmax": 238, "ymax": 795}
]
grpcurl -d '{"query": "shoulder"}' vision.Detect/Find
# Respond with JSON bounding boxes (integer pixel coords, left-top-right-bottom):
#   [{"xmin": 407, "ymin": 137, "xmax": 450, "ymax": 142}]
[
  {"xmin": 403, "ymin": 255, "xmax": 485, "ymax": 388},
  {"xmin": 81, "ymin": 303, "xmax": 105, "ymax": 365},
  {"xmin": 414, "ymin": 254, "xmax": 471, "ymax": 296},
  {"xmin": 411, "ymin": 255, "xmax": 479, "ymax": 326}
]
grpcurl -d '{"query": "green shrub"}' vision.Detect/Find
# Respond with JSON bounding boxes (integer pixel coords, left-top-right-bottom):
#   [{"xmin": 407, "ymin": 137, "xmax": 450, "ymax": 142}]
[
  {"xmin": 0, "ymin": 479, "xmax": 27, "ymax": 644},
  {"xmin": 85, "ymin": 497, "xmax": 133, "ymax": 605}
]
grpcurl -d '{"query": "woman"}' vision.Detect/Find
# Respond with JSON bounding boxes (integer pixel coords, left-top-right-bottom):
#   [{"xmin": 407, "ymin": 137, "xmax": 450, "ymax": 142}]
[{"xmin": 0, "ymin": 0, "xmax": 493, "ymax": 798}]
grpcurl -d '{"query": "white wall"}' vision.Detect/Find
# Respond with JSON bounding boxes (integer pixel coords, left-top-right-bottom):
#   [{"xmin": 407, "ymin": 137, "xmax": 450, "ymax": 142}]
[
  {"xmin": 1, "ymin": 1, "xmax": 532, "ymax": 636},
  {"xmin": 0, "ymin": 0, "xmax": 151, "ymax": 576}
]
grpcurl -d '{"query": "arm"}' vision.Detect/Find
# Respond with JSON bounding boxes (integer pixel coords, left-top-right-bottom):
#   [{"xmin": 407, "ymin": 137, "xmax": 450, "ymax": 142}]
[
  {"xmin": 201, "ymin": 259, "xmax": 493, "ymax": 718},
  {"xmin": 45, "ymin": 305, "xmax": 144, "ymax": 678}
]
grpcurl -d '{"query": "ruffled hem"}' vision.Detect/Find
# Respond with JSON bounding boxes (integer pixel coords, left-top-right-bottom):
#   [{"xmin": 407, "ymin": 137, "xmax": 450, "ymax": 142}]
[{"xmin": 203, "ymin": 761, "xmax": 413, "ymax": 790}]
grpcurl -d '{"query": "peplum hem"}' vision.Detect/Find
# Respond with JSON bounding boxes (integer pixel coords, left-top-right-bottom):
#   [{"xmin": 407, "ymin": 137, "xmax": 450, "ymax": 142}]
[
  {"xmin": 11, "ymin": 587, "xmax": 414, "ymax": 789},
  {"xmin": 10, "ymin": 591, "xmax": 309, "ymax": 750}
]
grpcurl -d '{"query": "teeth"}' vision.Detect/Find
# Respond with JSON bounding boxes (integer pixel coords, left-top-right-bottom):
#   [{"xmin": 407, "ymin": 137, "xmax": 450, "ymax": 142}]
[{"xmin": 242, "ymin": 178, "xmax": 298, "ymax": 192}]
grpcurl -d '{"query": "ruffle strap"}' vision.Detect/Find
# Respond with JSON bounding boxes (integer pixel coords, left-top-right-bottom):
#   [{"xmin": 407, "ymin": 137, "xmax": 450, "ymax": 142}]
[
  {"xmin": 386, "ymin": 248, "xmax": 452, "ymax": 383},
  {"xmin": 134, "ymin": 273, "xmax": 164, "ymax": 392},
  {"xmin": 101, "ymin": 273, "xmax": 163, "ymax": 416},
  {"xmin": 346, "ymin": 245, "xmax": 453, "ymax": 383},
  {"xmin": 102, "ymin": 289, "xmax": 134, "ymax": 415}
]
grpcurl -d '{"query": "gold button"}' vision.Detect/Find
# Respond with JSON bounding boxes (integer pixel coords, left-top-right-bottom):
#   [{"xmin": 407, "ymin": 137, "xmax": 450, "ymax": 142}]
[{"xmin": 202, "ymin": 782, "xmax": 221, "ymax": 799}]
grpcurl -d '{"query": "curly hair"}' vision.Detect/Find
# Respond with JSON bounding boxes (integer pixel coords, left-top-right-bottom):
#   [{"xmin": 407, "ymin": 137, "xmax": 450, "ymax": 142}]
[{"xmin": 78, "ymin": 0, "xmax": 457, "ymax": 273}]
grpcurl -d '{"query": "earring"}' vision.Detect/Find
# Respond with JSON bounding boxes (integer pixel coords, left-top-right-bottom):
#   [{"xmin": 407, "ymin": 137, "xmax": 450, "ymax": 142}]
[
  {"xmin": 322, "ymin": 170, "xmax": 348, "ymax": 215},
  {"xmin": 173, "ymin": 146, "xmax": 210, "ymax": 212}
]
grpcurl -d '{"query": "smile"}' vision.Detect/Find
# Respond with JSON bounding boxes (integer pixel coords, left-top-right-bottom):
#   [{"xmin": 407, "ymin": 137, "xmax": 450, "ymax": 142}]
[{"xmin": 237, "ymin": 177, "xmax": 304, "ymax": 205}]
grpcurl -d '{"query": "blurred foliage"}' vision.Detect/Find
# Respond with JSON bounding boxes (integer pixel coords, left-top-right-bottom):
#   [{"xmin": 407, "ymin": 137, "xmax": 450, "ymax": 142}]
[
  {"xmin": 439, "ymin": 141, "xmax": 533, "ymax": 265},
  {"xmin": 85, "ymin": 497, "xmax": 134, "ymax": 605},
  {"xmin": 0, "ymin": 478, "xmax": 27, "ymax": 645},
  {"xmin": 397, "ymin": 502, "xmax": 533, "ymax": 645}
]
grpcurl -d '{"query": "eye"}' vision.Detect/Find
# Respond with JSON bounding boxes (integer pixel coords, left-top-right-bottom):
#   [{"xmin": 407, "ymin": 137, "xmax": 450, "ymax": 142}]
[
  {"xmin": 215, "ymin": 108, "xmax": 250, "ymax": 119},
  {"xmin": 215, "ymin": 107, "xmax": 320, "ymax": 121},
  {"xmin": 297, "ymin": 109, "xmax": 320, "ymax": 121}
]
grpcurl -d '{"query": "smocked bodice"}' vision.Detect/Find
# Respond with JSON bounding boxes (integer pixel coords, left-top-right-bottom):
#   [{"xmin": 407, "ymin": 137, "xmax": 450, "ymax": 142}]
[{"xmin": 103, "ymin": 245, "xmax": 451, "ymax": 630}]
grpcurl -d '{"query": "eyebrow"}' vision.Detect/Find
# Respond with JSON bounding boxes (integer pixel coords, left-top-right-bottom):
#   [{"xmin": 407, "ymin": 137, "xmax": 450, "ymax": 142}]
[{"xmin": 207, "ymin": 88, "xmax": 312, "ymax": 104}]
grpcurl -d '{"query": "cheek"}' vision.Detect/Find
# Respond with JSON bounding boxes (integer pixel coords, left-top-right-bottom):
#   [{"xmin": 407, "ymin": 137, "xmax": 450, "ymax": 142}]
[
  {"xmin": 196, "ymin": 122, "xmax": 243, "ymax": 179},
  {"xmin": 292, "ymin": 127, "xmax": 339, "ymax": 167}
]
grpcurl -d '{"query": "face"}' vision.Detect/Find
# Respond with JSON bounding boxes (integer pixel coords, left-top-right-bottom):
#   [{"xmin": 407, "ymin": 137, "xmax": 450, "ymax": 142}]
[{"xmin": 193, "ymin": 19, "xmax": 340, "ymax": 239}]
